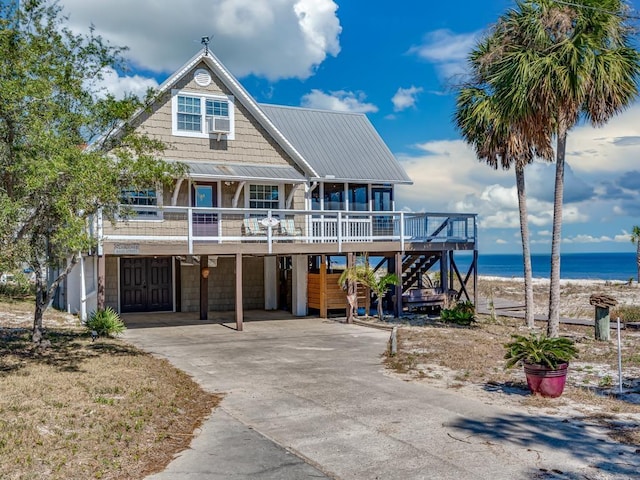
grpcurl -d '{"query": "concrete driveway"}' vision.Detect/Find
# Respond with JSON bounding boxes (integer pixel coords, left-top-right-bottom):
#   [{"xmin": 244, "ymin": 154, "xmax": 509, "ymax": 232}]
[{"xmin": 124, "ymin": 315, "xmax": 638, "ymax": 480}]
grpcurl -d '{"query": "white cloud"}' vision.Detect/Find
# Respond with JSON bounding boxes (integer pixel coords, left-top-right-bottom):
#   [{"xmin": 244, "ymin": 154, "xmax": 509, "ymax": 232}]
[
  {"xmin": 408, "ymin": 29, "xmax": 480, "ymax": 81},
  {"xmin": 396, "ymin": 138, "xmax": 512, "ymax": 214},
  {"xmin": 563, "ymin": 103, "xmax": 640, "ymax": 176},
  {"xmin": 562, "ymin": 205, "xmax": 589, "ymax": 224},
  {"xmin": 563, "ymin": 234, "xmax": 614, "ymax": 244},
  {"xmin": 391, "ymin": 86, "xmax": 423, "ymax": 112},
  {"xmin": 300, "ymin": 89, "xmax": 378, "ymax": 113},
  {"xmin": 61, "ymin": 0, "xmax": 341, "ymax": 80},
  {"xmin": 496, "ymin": 239, "xmax": 508, "ymax": 244},
  {"xmin": 614, "ymin": 230, "xmax": 632, "ymax": 242},
  {"xmin": 531, "ymin": 238, "xmax": 551, "ymax": 245},
  {"xmin": 93, "ymin": 67, "xmax": 159, "ymax": 100},
  {"xmin": 409, "ymin": 29, "xmax": 478, "ymax": 63}
]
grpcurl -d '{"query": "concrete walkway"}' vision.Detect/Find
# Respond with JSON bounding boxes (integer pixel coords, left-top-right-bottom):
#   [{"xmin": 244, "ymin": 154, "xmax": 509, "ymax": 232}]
[{"xmin": 124, "ymin": 315, "xmax": 639, "ymax": 480}]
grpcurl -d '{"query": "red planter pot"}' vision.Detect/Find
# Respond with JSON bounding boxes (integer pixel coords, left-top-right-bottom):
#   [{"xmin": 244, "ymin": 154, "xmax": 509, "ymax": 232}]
[{"xmin": 523, "ymin": 363, "xmax": 569, "ymax": 398}]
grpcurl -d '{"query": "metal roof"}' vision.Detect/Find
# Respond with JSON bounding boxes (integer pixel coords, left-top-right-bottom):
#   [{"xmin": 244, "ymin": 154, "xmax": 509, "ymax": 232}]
[
  {"xmin": 173, "ymin": 161, "xmax": 307, "ymax": 183},
  {"xmin": 259, "ymin": 104, "xmax": 412, "ymax": 185}
]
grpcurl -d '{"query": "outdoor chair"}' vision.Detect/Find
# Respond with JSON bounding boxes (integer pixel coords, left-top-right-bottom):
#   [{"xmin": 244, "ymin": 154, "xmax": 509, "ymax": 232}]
[
  {"xmin": 279, "ymin": 218, "xmax": 302, "ymax": 237},
  {"xmin": 242, "ymin": 217, "xmax": 265, "ymax": 236}
]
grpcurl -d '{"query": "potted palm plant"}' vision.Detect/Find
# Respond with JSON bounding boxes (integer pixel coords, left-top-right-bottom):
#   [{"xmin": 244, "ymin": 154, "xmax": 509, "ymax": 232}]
[
  {"xmin": 338, "ymin": 264, "xmax": 399, "ymax": 321},
  {"xmin": 504, "ymin": 333, "xmax": 578, "ymax": 398}
]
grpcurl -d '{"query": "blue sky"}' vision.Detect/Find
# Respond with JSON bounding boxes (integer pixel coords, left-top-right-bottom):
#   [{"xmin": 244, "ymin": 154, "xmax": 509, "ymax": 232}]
[{"xmin": 60, "ymin": 0, "xmax": 640, "ymax": 255}]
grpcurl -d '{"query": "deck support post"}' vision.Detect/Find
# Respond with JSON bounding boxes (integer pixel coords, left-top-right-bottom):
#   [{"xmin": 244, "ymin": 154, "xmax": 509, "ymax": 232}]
[
  {"xmin": 320, "ymin": 255, "xmax": 327, "ymax": 318},
  {"xmin": 346, "ymin": 252, "xmax": 355, "ymax": 323},
  {"xmin": 235, "ymin": 253, "xmax": 243, "ymax": 331},
  {"xmin": 97, "ymin": 254, "xmax": 105, "ymax": 310},
  {"xmin": 264, "ymin": 256, "xmax": 278, "ymax": 310},
  {"xmin": 365, "ymin": 256, "xmax": 371, "ymax": 317},
  {"xmin": 440, "ymin": 251, "xmax": 449, "ymax": 307},
  {"xmin": 174, "ymin": 257, "xmax": 182, "ymax": 313},
  {"xmin": 200, "ymin": 255, "xmax": 208, "ymax": 321},
  {"xmin": 291, "ymin": 255, "xmax": 308, "ymax": 316},
  {"xmin": 394, "ymin": 252, "xmax": 402, "ymax": 318},
  {"xmin": 473, "ymin": 248, "xmax": 478, "ymax": 309}
]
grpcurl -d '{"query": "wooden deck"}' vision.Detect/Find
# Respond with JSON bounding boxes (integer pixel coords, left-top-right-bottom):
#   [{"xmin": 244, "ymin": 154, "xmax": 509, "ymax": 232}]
[{"xmin": 99, "ymin": 207, "xmax": 477, "ymax": 256}]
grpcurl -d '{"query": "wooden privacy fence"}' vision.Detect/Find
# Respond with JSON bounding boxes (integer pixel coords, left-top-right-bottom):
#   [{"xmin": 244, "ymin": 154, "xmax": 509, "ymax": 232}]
[{"xmin": 308, "ymin": 272, "xmax": 347, "ymax": 318}]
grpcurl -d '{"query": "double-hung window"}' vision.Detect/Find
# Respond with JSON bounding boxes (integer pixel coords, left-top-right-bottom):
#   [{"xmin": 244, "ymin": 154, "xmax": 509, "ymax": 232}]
[
  {"xmin": 172, "ymin": 90, "xmax": 235, "ymax": 139},
  {"xmin": 177, "ymin": 96, "xmax": 201, "ymax": 132},
  {"xmin": 249, "ymin": 184, "xmax": 279, "ymax": 209},
  {"xmin": 121, "ymin": 188, "xmax": 160, "ymax": 219},
  {"xmin": 248, "ymin": 185, "xmax": 280, "ymax": 211}
]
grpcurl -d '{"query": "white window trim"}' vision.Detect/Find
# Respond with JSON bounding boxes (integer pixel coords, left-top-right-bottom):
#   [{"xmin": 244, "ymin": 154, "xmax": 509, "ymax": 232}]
[
  {"xmin": 120, "ymin": 186, "xmax": 164, "ymax": 222},
  {"xmin": 244, "ymin": 183, "xmax": 284, "ymax": 212},
  {"xmin": 171, "ymin": 89, "xmax": 235, "ymax": 140}
]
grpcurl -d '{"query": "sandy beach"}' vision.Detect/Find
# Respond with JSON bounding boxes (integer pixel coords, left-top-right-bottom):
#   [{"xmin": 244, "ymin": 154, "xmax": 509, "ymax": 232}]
[{"xmin": 477, "ymin": 275, "xmax": 639, "ymax": 320}]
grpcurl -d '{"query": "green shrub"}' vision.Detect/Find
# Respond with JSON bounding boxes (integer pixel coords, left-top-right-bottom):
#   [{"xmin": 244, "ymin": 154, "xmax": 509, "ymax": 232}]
[
  {"xmin": 85, "ymin": 307, "xmax": 126, "ymax": 337},
  {"xmin": 0, "ymin": 272, "xmax": 35, "ymax": 298},
  {"xmin": 440, "ymin": 301, "xmax": 475, "ymax": 325}
]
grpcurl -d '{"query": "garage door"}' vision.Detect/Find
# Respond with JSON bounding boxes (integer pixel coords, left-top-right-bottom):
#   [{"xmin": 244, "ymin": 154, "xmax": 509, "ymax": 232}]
[{"xmin": 120, "ymin": 257, "xmax": 173, "ymax": 313}]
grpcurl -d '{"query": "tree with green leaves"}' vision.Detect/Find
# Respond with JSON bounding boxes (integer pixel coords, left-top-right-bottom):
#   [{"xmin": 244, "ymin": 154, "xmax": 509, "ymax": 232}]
[
  {"xmin": 631, "ymin": 226, "xmax": 640, "ymax": 283},
  {"xmin": 339, "ymin": 263, "xmax": 399, "ymax": 321},
  {"xmin": 455, "ymin": 32, "xmax": 554, "ymax": 329},
  {"xmin": 0, "ymin": 0, "xmax": 182, "ymax": 343},
  {"xmin": 472, "ymin": 0, "xmax": 640, "ymax": 336}
]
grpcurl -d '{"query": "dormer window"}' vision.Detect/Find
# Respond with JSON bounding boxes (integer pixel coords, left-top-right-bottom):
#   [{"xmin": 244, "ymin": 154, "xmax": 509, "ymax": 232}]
[
  {"xmin": 177, "ymin": 95, "xmax": 201, "ymax": 132},
  {"xmin": 172, "ymin": 90, "xmax": 235, "ymax": 139}
]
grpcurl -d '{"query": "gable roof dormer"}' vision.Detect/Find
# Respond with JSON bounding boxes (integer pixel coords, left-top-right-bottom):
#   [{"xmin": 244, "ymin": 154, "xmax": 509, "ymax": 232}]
[{"xmin": 150, "ymin": 49, "xmax": 320, "ymax": 179}]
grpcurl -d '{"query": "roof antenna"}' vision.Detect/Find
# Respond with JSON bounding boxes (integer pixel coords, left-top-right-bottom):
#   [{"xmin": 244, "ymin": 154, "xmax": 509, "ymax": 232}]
[{"xmin": 201, "ymin": 35, "xmax": 212, "ymax": 55}]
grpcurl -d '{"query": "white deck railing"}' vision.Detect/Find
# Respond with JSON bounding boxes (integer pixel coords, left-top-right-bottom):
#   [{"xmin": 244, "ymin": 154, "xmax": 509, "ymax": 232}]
[{"xmin": 99, "ymin": 206, "xmax": 477, "ymax": 254}]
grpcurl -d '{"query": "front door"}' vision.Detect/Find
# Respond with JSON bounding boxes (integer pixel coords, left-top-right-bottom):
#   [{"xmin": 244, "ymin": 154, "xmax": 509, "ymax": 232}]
[
  {"xmin": 372, "ymin": 187, "xmax": 393, "ymax": 236},
  {"xmin": 120, "ymin": 257, "xmax": 173, "ymax": 313},
  {"xmin": 193, "ymin": 183, "xmax": 218, "ymax": 236}
]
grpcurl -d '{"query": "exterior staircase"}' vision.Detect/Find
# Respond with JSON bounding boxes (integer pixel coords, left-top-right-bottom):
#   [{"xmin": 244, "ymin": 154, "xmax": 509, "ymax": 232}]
[{"xmin": 401, "ymin": 253, "xmax": 440, "ymax": 291}]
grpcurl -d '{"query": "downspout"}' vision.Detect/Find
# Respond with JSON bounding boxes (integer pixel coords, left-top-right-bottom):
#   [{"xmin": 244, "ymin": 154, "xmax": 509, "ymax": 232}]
[{"xmin": 232, "ymin": 181, "xmax": 246, "ymax": 208}]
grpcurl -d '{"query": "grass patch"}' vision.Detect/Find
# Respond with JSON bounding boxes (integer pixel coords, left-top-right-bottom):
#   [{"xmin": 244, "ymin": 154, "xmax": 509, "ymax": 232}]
[
  {"xmin": 612, "ymin": 304, "xmax": 640, "ymax": 323},
  {"xmin": 0, "ymin": 327, "xmax": 220, "ymax": 480}
]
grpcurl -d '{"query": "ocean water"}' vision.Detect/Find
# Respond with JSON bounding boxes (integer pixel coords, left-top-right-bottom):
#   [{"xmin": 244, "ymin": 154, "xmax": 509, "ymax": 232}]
[{"xmin": 473, "ymin": 252, "xmax": 637, "ymax": 281}]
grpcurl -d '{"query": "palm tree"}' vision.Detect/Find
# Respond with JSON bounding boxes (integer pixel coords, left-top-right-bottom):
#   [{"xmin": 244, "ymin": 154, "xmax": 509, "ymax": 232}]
[
  {"xmin": 455, "ymin": 33, "xmax": 554, "ymax": 329},
  {"xmin": 478, "ymin": 0, "xmax": 640, "ymax": 336},
  {"xmin": 631, "ymin": 226, "xmax": 640, "ymax": 283},
  {"xmin": 339, "ymin": 264, "xmax": 399, "ymax": 321}
]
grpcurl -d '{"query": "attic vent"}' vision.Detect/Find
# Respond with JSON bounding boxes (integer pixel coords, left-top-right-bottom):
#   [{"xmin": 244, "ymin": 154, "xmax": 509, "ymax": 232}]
[{"xmin": 194, "ymin": 68, "xmax": 212, "ymax": 87}]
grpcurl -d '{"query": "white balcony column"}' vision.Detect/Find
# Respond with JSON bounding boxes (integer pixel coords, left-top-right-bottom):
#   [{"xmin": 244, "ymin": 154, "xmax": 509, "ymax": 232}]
[
  {"xmin": 79, "ymin": 252, "xmax": 87, "ymax": 322},
  {"xmin": 264, "ymin": 256, "xmax": 278, "ymax": 310},
  {"xmin": 291, "ymin": 255, "xmax": 308, "ymax": 317}
]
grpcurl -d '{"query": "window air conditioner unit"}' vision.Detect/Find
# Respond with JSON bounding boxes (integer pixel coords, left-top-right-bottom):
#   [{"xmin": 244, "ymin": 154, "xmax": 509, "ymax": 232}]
[{"xmin": 208, "ymin": 117, "xmax": 231, "ymax": 134}]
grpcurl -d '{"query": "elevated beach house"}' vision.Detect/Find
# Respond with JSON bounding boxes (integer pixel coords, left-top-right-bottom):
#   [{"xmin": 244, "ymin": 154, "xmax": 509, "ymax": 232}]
[{"xmin": 59, "ymin": 48, "xmax": 477, "ymax": 329}]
